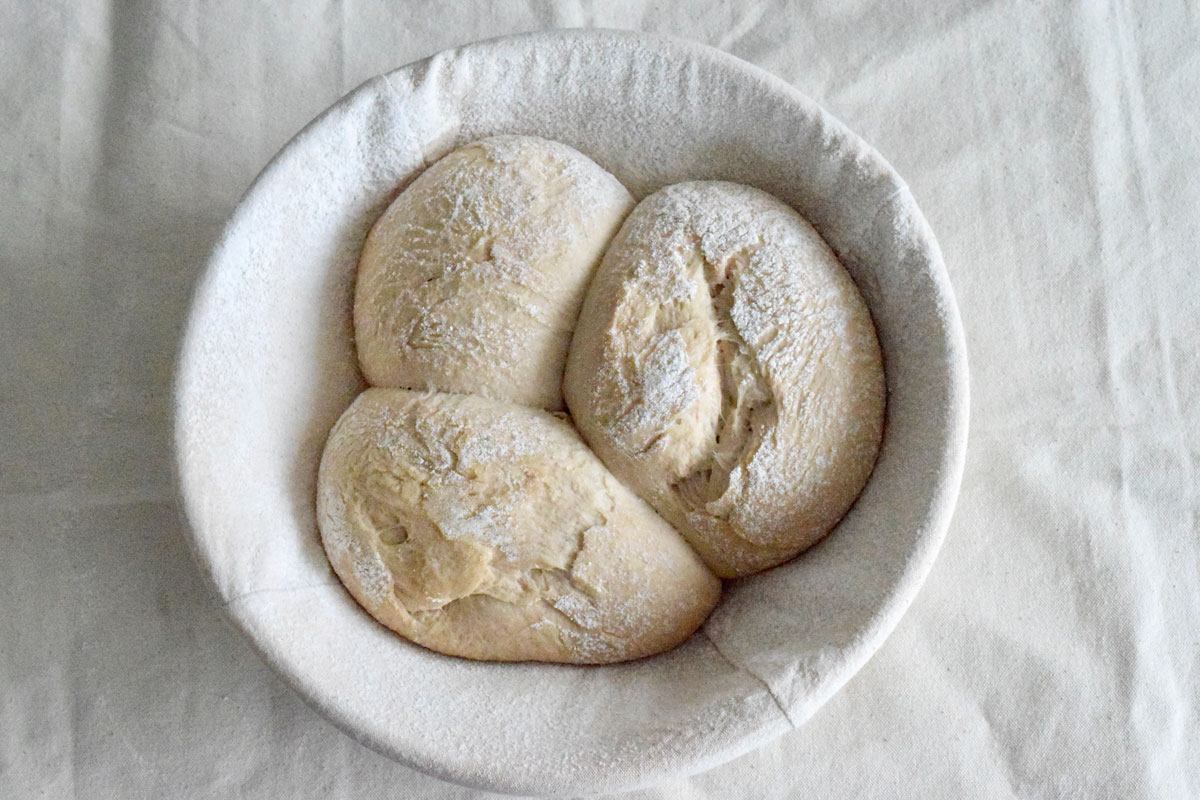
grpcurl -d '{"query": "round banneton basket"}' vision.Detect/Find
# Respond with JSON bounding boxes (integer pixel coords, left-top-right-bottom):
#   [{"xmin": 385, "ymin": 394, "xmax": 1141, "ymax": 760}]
[{"xmin": 175, "ymin": 29, "xmax": 968, "ymax": 797}]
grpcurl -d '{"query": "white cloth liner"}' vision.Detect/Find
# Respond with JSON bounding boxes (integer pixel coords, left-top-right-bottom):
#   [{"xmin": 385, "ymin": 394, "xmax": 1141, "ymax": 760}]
[{"xmin": 174, "ymin": 30, "xmax": 967, "ymax": 796}]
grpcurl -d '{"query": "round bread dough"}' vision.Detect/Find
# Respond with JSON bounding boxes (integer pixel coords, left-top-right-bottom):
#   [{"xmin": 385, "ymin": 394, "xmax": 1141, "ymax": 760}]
[
  {"xmin": 565, "ymin": 181, "xmax": 885, "ymax": 579},
  {"xmin": 354, "ymin": 135, "xmax": 634, "ymax": 411},
  {"xmin": 317, "ymin": 387, "xmax": 721, "ymax": 664}
]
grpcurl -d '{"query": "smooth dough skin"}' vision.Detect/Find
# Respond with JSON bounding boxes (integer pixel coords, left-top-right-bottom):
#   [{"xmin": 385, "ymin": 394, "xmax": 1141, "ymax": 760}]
[
  {"xmin": 564, "ymin": 181, "xmax": 886, "ymax": 579},
  {"xmin": 317, "ymin": 388, "xmax": 721, "ymax": 664},
  {"xmin": 354, "ymin": 135, "xmax": 634, "ymax": 411}
]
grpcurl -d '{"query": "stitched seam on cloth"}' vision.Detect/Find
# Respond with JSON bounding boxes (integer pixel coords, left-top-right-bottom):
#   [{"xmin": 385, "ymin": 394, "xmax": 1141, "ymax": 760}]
[
  {"xmin": 375, "ymin": 71, "xmax": 432, "ymax": 170},
  {"xmin": 867, "ymin": 183, "xmax": 911, "ymax": 228},
  {"xmin": 223, "ymin": 581, "xmax": 341, "ymax": 607},
  {"xmin": 701, "ymin": 629, "xmax": 797, "ymax": 729},
  {"xmin": 375, "ymin": 70, "xmax": 406, "ymax": 106}
]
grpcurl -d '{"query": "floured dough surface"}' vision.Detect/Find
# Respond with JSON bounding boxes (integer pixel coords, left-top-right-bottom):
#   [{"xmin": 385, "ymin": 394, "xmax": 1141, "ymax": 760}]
[
  {"xmin": 317, "ymin": 388, "xmax": 721, "ymax": 664},
  {"xmin": 354, "ymin": 135, "xmax": 634, "ymax": 411},
  {"xmin": 565, "ymin": 181, "xmax": 885, "ymax": 578}
]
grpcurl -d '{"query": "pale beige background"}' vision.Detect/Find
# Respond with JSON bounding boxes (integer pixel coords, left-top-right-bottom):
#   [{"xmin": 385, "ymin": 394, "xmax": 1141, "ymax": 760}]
[{"xmin": 2, "ymin": 1, "xmax": 1197, "ymax": 798}]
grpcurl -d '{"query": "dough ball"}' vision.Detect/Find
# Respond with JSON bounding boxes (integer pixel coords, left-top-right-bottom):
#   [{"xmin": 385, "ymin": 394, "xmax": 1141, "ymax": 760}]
[
  {"xmin": 354, "ymin": 135, "xmax": 634, "ymax": 410},
  {"xmin": 317, "ymin": 388, "xmax": 721, "ymax": 664},
  {"xmin": 565, "ymin": 181, "xmax": 885, "ymax": 578}
]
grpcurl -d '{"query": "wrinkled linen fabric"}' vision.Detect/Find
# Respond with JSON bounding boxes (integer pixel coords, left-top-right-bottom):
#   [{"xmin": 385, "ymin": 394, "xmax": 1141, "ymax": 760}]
[{"xmin": 1, "ymin": 1, "xmax": 1197, "ymax": 798}]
